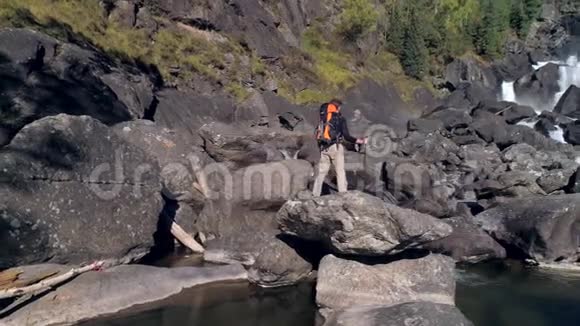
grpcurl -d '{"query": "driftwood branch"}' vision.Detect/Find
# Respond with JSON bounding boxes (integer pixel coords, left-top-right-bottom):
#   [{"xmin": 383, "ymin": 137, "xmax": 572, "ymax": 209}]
[
  {"xmin": 0, "ymin": 261, "xmax": 104, "ymax": 300},
  {"xmin": 170, "ymin": 221, "xmax": 205, "ymax": 253}
]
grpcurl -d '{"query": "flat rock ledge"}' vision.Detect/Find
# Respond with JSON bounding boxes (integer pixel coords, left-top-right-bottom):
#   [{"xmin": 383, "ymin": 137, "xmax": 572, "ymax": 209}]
[{"xmin": 1, "ymin": 264, "xmax": 248, "ymax": 326}]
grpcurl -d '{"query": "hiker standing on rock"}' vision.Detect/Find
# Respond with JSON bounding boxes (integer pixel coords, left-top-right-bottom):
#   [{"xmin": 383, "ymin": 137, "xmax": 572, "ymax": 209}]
[{"xmin": 312, "ymin": 99, "xmax": 367, "ymax": 196}]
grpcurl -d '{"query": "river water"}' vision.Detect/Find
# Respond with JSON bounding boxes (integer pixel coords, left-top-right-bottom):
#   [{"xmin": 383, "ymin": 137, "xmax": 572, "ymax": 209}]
[{"xmin": 81, "ymin": 260, "xmax": 580, "ymax": 326}]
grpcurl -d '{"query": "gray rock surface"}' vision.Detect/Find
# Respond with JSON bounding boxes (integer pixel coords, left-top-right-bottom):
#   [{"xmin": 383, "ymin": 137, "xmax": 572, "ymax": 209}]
[
  {"xmin": 0, "ymin": 115, "xmax": 163, "ymax": 269},
  {"xmin": 316, "ymin": 254, "xmax": 456, "ymax": 310},
  {"xmin": 424, "ymin": 216, "xmax": 506, "ymax": 263},
  {"xmin": 323, "ymin": 302, "xmax": 474, "ymax": 326},
  {"xmin": 204, "ymin": 232, "xmax": 313, "ymax": 287},
  {"xmin": 1, "ymin": 264, "xmax": 248, "ymax": 326},
  {"xmin": 475, "ymin": 194, "xmax": 580, "ymax": 263},
  {"xmin": 113, "ymin": 120, "xmax": 212, "ymax": 204},
  {"xmin": 277, "ymin": 191, "xmax": 452, "ymax": 256},
  {"xmin": 555, "ymin": 85, "xmax": 580, "ymax": 119}
]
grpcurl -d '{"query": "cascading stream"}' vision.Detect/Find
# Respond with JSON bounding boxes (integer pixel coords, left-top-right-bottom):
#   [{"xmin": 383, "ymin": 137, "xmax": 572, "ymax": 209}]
[{"xmin": 500, "ymin": 55, "xmax": 580, "ymax": 144}]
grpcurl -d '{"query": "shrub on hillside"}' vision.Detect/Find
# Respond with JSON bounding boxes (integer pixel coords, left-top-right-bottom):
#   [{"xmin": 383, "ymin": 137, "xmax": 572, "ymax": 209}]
[{"xmin": 338, "ymin": 0, "xmax": 378, "ymax": 41}]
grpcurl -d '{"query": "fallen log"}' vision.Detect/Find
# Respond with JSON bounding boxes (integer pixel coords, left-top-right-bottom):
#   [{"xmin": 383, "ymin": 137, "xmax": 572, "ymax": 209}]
[
  {"xmin": 170, "ymin": 221, "xmax": 205, "ymax": 254},
  {"xmin": 0, "ymin": 261, "xmax": 104, "ymax": 300}
]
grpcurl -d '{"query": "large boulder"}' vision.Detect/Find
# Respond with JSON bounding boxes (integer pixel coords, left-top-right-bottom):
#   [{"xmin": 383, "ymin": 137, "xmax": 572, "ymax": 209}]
[
  {"xmin": 514, "ymin": 63, "xmax": 560, "ymax": 111},
  {"xmin": 554, "ymin": 85, "xmax": 580, "ymax": 119},
  {"xmin": 113, "ymin": 120, "xmax": 212, "ymax": 205},
  {"xmin": 471, "ymin": 111, "xmax": 510, "ymax": 144},
  {"xmin": 1, "ymin": 264, "xmax": 247, "ymax": 326},
  {"xmin": 492, "ymin": 41, "xmax": 533, "ymax": 81},
  {"xmin": 196, "ymin": 160, "xmax": 314, "ymax": 286},
  {"xmin": 0, "ymin": 28, "xmax": 154, "ymax": 146},
  {"xmin": 423, "ymin": 216, "xmax": 506, "ymax": 263},
  {"xmin": 199, "ymin": 121, "xmax": 318, "ymax": 167},
  {"xmin": 316, "ymin": 254, "xmax": 456, "ymax": 309},
  {"xmin": 199, "ymin": 201, "xmax": 314, "ymax": 287},
  {"xmin": 443, "ymin": 83, "xmax": 496, "ymax": 111},
  {"xmin": 445, "ymin": 57, "xmax": 498, "ymax": 90},
  {"xmin": 323, "ymin": 302, "xmax": 474, "ymax": 326},
  {"xmin": 496, "ymin": 124, "xmax": 573, "ymax": 153},
  {"xmin": 474, "ymin": 194, "xmax": 580, "ymax": 263},
  {"xmin": 0, "ymin": 115, "xmax": 163, "ymax": 269},
  {"xmin": 204, "ymin": 232, "xmax": 313, "ymax": 287},
  {"xmin": 277, "ymin": 191, "xmax": 452, "ymax": 257},
  {"xmin": 564, "ymin": 121, "xmax": 580, "ymax": 145},
  {"xmin": 424, "ymin": 108, "xmax": 473, "ymax": 130},
  {"xmin": 472, "ymin": 100, "xmax": 536, "ymax": 124}
]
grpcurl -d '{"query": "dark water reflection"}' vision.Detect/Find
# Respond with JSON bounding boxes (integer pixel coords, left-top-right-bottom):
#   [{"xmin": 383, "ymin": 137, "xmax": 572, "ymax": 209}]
[
  {"xmin": 80, "ymin": 282, "xmax": 317, "ymax": 326},
  {"xmin": 82, "ymin": 261, "xmax": 580, "ymax": 326},
  {"xmin": 456, "ymin": 261, "xmax": 580, "ymax": 326}
]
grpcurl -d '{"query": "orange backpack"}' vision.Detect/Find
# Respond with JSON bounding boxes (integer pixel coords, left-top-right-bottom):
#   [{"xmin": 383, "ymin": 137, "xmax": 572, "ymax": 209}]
[{"xmin": 315, "ymin": 103, "xmax": 341, "ymax": 145}]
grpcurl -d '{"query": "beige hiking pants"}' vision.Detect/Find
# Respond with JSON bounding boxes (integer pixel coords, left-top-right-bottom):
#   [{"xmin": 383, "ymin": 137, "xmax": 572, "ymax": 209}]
[{"xmin": 312, "ymin": 143, "xmax": 347, "ymax": 196}]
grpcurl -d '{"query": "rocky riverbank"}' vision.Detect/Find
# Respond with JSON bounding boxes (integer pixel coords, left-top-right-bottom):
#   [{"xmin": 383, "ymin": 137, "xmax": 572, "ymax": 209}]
[{"xmin": 2, "ymin": 0, "xmax": 580, "ymax": 325}]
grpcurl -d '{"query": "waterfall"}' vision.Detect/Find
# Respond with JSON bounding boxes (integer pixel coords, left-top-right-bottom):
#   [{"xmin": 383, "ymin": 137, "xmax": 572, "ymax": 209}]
[
  {"xmin": 501, "ymin": 81, "xmax": 516, "ymax": 103},
  {"xmin": 498, "ymin": 55, "xmax": 580, "ymax": 144},
  {"xmin": 556, "ymin": 55, "xmax": 580, "ymax": 105}
]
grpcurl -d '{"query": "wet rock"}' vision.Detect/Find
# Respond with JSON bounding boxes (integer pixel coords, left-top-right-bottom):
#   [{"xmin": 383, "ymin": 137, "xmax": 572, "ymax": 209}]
[
  {"xmin": 323, "ymin": 302, "xmax": 474, "ymax": 326},
  {"xmin": 514, "ymin": 63, "xmax": 560, "ymax": 110},
  {"xmin": 316, "ymin": 254, "xmax": 455, "ymax": 310},
  {"xmin": 555, "ymin": 85, "xmax": 580, "ymax": 119},
  {"xmin": 502, "ymin": 104, "xmax": 537, "ymax": 124},
  {"xmin": 474, "ymin": 194, "xmax": 580, "ymax": 263},
  {"xmin": 539, "ymin": 110, "xmax": 577, "ymax": 125},
  {"xmin": 567, "ymin": 167, "xmax": 580, "ymax": 193},
  {"xmin": 1, "ymin": 264, "xmax": 248, "ymax": 326},
  {"xmin": 277, "ymin": 191, "xmax": 452, "ymax": 257},
  {"xmin": 497, "ymin": 125, "xmax": 572, "ymax": 152},
  {"xmin": 423, "ymin": 216, "xmax": 506, "ymax": 263},
  {"xmin": 204, "ymin": 232, "xmax": 313, "ymax": 287},
  {"xmin": 534, "ymin": 117, "xmax": 558, "ymax": 137},
  {"xmin": 0, "ymin": 115, "xmax": 163, "ymax": 269}
]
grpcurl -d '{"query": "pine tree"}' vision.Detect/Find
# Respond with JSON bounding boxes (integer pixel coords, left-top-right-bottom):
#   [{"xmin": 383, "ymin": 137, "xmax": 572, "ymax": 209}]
[
  {"xmin": 401, "ymin": 7, "xmax": 427, "ymax": 79},
  {"xmin": 510, "ymin": 0, "xmax": 525, "ymax": 36},
  {"xmin": 474, "ymin": 0, "xmax": 503, "ymax": 57},
  {"xmin": 386, "ymin": 5, "xmax": 404, "ymax": 56}
]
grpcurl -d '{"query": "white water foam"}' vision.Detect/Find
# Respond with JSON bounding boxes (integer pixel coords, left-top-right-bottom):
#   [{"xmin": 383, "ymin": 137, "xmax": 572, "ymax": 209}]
[
  {"xmin": 516, "ymin": 119, "xmax": 538, "ymax": 129},
  {"xmin": 549, "ymin": 126, "xmax": 567, "ymax": 144},
  {"xmin": 501, "ymin": 81, "xmax": 516, "ymax": 103},
  {"xmin": 555, "ymin": 55, "xmax": 580, "ymax": 105}
]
